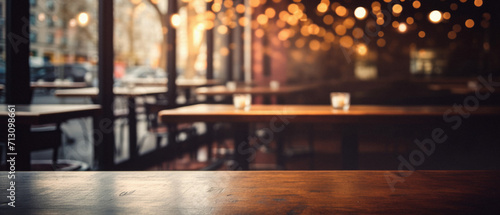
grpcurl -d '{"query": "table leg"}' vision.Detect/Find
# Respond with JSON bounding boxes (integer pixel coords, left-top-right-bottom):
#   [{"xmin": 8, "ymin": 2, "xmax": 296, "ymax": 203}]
[
  {"xmin": 232, "ymin": 123, "xmax": 250, "ymax": 170},
  {"xmin": 276, "ymin": 132, "xmax": 285, "ymax": 169},
  {"xmin": 128, "ymin": 96, "xmax": 138, "ymax": 160},
  {"xmin": 206, "ymin": 123, "xmax": 214, "ymax": 161},
  {"xmin": 16, "ymin": 124, "xmax": 31, "ymax": 171},
  {"xmin": 341, "ymin": 125, "xmax": 359, "ymax": 170},
  {"xmin": 184, "ymin": 88, "xmax": 191, "ymax": 104}
]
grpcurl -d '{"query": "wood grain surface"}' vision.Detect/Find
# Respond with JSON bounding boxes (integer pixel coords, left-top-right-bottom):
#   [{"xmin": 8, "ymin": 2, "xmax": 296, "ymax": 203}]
[
  {"xmin": 129, "ymin": 78, "xmax": 220, "ymax": 88},
  {"xmin": 0, "ymin": 104, "xmax": 101, "ymax": 124},
  {"xmin": 195, "ymin": 85, "xmax": 315, "ymax": 96},
  {"xmin": 159, "ymin": 104, "xmax": 500, "ymax": 124},
  {"xmin": 0, "ymin": 171, "xmax": 498, "ymax": 214},
  {"xmin": 54, "ymin": 87, "xmax": 168, "ymax": 98}
]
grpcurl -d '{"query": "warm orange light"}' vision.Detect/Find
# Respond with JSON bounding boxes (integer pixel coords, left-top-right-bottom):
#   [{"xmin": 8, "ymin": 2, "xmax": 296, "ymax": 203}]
[
  {"xmin": 295, "ymin": 38, "xmax": 305, "ymax": 48},
  {"xmin": 418, "ymin": 31, "xmax": 426, "ymax": 38},
  {"xmin": 220, "ymin": 47, "xmax": 229, "ymax": 56},
  {"xmin": 323, "ymin": 15, "xmax": 334, "ymax": 25},
  {"xmin": 255, "ymin": 29, "xmax": 264, "ymax": 38},
  {"xmin": 448, "ymin": 31, "xmax": 457, "ymax": 40},
  {"xmin": 238, "ymin": 17, "xmax": 248, "ymax": 26},
  {"xmin": 235, "ymin": 4, "xmax": 246, "ymax": 14},
  {"xmin": 392, "ymin": 4, "xmax": 403, "ymax": 14},
  {"xmin": 376, "ymin": 18, "xmax": 385, "ymax": 25},
  {"xmin": 377, "ymin": 38, "xmax": 386, "ymax": 47},
  {"xmin": 309, "ymin": 40, "xmax": 321, "ymax": 51},
  {"xmin": 265, "ymin": 8, "xmax": 276, "ymax": 18},
  {"xmin": 475, "ymin": 0, "xmax": 483, "ymax": 7},
  {"xmin": 343, "ymin": 17, "xmax": 355, "ymax": 29},
  {"xmin": 356, "ymin": 44, "xmax": 368, "ymax": 56},
  {"xmin": 317, "ymin": 2, "xmax": 329, "ymax": 13},
  {"xmin": 339, "ymin": 36, "xmax": 353, "ymax": 48},
  {"xmin": 354, "ymin": 7, "xmax": 367, "ymax": 20},
  {"xmin": 217, "ymin": 25, "xmax": 228, "ymax": 34},
  {"xmin": 257, "ymin": 14, "xmax": 269, "ymax": 25},
  {"xmin": 392, "ymin": 21, "xmax": 399, "ymax": 28},
  {"xmin": 465, "ymin": 19, "xmax": 475, "ymax": 28},
  {"xmin": 212, "ymin": 3, "xmax": 221, "ymax": 12},
  {"xmin": 429, "ymin": 10, "xmax": 442, "ymax": 24},
  {"xmin": 324, "ymin": 32, "xmax": 335, "ymax": 42},
  {"xmin": 398, "ymin": 23, "xmax": 407, "ymax": 33},
  {"xmin": 443, "ymin": 12, "xmax": 451, "ymax": 20},
  {"xmin": 278, "ymin": 29, "xmax": 290, "ymax": 41},
  {"xmin": 413, "ymin": 1, "xmax": 421, "ymax": 9},
  {"xmin": 288, "ymin": 4, "xmax": 299, "ymax": 13},
  {"xmin": 406, "ymin": 17, "xmax": 414, "ymax": 25},
  {"xmin": 335, "ymin": 25, "xmax": 347, "ymax": 36},
  {"xmin": 77, "ymin": 12, "xmax": 89, "ymax": 26},
  {"xmin": 450, "ymin": 3, "xmax": 458, "ymax": 11},
  {"xmin": 352, "ymin": 28, "xmax": 364, "ymax": 39},
  {"xmin": 335, "ymin": 6, "xmax": 348, "ymax": 17},
  {"xmin": 171, "ymin": 14, "xmax": 181, "ymax": 28}
]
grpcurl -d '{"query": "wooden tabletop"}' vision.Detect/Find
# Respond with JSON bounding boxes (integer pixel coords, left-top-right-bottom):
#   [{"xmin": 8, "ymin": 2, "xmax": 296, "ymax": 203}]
[
  {"xmin": 129, "ymin": 78, "xmax": 220, "ymax": 88},
  {"xmin": 0, "ymin": 104, "xmax": 101, "ymax": 124},
  {"xmin": 30, "ymin": 81, "xmax": 88, "ymax": 88},
  {"xmin": 1, "ymin": 171, "xmax": 498, "ymax": 214},
  {"xmin": 195, "ymin": 84, "xmax": 315, "ymax": 96},
  {"xmin": 54, "ymin": 87, "xmax": 168, "ymax": 98},
  {"xmin": 159, "ymin": 104, "xmax": 500, "ymax": 124}
]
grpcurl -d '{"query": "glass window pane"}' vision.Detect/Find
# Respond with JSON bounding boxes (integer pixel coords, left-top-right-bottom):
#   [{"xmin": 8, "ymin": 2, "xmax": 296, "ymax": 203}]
[{"xmin": 30, "ymin": 0, "xmax": 98, "ymax": 104}]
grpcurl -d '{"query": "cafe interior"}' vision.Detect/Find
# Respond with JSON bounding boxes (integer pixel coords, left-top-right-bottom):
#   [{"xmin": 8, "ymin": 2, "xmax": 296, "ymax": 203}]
[{"xmin": 1, "ymin": 0, "xmax": 500, "ymax": 213}]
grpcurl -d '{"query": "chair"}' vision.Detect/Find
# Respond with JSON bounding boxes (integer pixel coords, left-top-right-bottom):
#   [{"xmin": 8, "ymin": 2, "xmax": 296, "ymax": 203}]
[
  {"xmin": 1, "ymin": 123, "xmax": 63, "ymax": 170},
  {"xmin": 140, "ymin": 103, "xmax": 197, "ymax": 151}
]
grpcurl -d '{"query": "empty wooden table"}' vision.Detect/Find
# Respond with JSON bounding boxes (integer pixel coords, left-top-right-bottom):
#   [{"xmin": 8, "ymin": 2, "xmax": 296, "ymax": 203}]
[
  {"xmin": 0, "ymin": 104, "xmax": 101, "ymax": 170},
  {"xmin": 129, "ymin": 78, "xmax": 220, "ymax": 87},
  {"xmin": 159, "ymin": 104, "xmax": 500, "ymax": 170},
  {"xmin": 30, "ymin": 81, "xmax": 88, "ymax": 89},
  {"xmin": 54, "ymin": 86, "xmax": 168, "ymax": 98},
  {"xmin": 128, "ymin": 79, "xmax": 220, "ymax": 102},
  {"xmin": 55, "ymin": 87, "xmax": 168, "ymax": 160},
  {"xmin": 195, "ymin": 84, "xmax": 316, "ymax": 104},
  {"xmin": 1, "ymin": 171, "xmax": 498, "ymax": 214}
]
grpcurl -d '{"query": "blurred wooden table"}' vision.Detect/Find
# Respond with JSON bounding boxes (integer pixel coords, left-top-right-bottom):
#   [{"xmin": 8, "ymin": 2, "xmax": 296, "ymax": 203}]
[
  {"xmin": 30, "ymin": 81, "xmax": 88, "ymax": 89},
  {"xmin": 195, "ymin": 85, "xmax": 316, "ymax": 104},
  {"xmin": 427, "ymin": 83, "xmax": 500, "ymax": 95},
  {"xmin": 0, "ymin": 104, "xmax": 101, "ymax": 170},
  {"xmin": 159, "ymin": 104, "xmax": 500, "ymax": 170},
  {"xmin": 1, "ymin": 171, "xmax": 499, "ymax": 214},
  {"xmin": 55, "ymin": 87, "xmax": 168, "ymax": 160},
  {"xmin": 129, "ymin": 78, "xmax": 220, "ymax": 87},
  {"xmin": 195, "ymin": 85, "xmax": 314, "ymax": 96},
  {"xmin": 54, "ymin": 86, "xmax": 168, "ymax": 98},
  {"xmin": 128, "ymin": 79, "xmax": 220, "ymax": 102}
]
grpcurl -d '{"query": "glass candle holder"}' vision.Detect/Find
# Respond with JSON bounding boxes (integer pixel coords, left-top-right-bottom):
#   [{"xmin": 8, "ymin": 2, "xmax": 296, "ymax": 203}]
[
  {"xmin": 330, "ymin": 92, "xmax": 350, "ymax": 110},
  {"xmin": 233, "ymin": 94, "xmax": 252, "ymax": 110},
  {"xmin": 226, "ymin": 81, "xmax": 237, "ymax": 91},
  {"xmin": 270, "ymin": 80, "xmax": 280, "ymax": 90}
]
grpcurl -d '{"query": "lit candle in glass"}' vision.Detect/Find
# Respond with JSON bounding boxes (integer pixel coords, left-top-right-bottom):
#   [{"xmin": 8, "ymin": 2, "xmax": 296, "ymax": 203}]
[
  {"xmin": 233, "ymin": 94, "xmax": 252, "ymax": 110},
  {"xmin": 330, "ymin": 92, "xmax": 350, "ymax": 110}
]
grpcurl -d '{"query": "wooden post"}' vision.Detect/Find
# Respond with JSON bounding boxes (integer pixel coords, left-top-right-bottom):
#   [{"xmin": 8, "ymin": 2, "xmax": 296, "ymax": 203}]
[
  {"xmin": 5, "ymin": 0, "xmax": 31, "ymax": 170},
  {"xmin": 97, "ymin": 0, "xmax": 116, "ymax": 170},
  {"xmin": 5, "ymin": 0, "xmax": 30, "ymax": 104},
  {"xmin": 166, "ymin": 0, "xmax": 178, "ymax": 109}
]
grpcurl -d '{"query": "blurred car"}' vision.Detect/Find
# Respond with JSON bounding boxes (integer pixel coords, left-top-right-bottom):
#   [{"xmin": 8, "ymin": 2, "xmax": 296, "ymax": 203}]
[
  {"xmin": 30, "ymin": 64, "xmax": 89, "ymax": 82},
  {"xmin": 123, "ymin": 66, "xmax": 166, "ymax": 79},
  {"xmin": 116, "ymin": 66, "xmax": 167, "ymax": 86}
]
